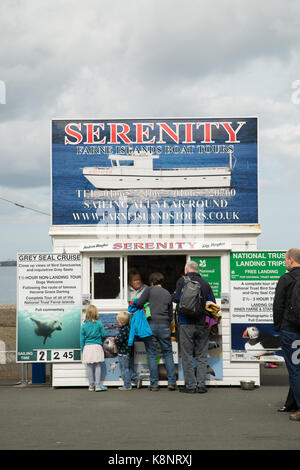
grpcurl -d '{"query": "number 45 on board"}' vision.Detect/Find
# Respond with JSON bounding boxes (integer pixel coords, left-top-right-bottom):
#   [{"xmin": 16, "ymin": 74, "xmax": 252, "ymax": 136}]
[
  {"xmin": 36, "ymin": 350, "xmax": 75, "ymax": 362},
  {"xmin": 51, "ymin": 350, "xmax": 74, "ymax": 361}
]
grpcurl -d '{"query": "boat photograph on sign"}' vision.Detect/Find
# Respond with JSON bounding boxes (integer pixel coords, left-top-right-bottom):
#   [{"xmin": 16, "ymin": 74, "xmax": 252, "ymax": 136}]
[{"xmin": 82, "ymin": 150, "xmax": 235, "ymax": 190}]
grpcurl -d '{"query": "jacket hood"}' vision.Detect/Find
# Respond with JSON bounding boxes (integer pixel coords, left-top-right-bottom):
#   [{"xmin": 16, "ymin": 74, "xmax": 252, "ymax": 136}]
[{"xmin": 186, "ymin": 272, "xmax": 202, "ymax": 280}]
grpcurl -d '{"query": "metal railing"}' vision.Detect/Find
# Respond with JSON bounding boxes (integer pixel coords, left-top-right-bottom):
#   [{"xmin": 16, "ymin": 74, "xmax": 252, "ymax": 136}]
[
  {"xmin": 0, "ymin": 350, "xmax": 27, "ymax": 385},
  {"xmin": 0, "ymin": 351, "xmax": 52, "ymax": 385},
  {"xmin": 0, "ymin": 348, "xmax": 54, "ymax": 387}
]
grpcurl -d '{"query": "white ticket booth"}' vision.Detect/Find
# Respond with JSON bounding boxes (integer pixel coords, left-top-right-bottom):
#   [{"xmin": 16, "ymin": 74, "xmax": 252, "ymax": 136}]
[
  {"xmin": 49, "ymin": 117, "xmax": 261, "ymax": 387},
  {"xmin": 49, "ymin": 229, "xmax": 261, "ymax": 387}
]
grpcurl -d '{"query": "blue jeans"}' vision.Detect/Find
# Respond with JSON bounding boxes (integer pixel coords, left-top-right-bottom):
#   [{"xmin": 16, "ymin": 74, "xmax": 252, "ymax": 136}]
[
  {"xmin": 143, "ymin": 323, "xmax": 176, "ymax": 387},
  {"xmin": 118, "ymin": 354, "xmax": 138, "ymax": 389},
  {"xmin": 280, "ymin": 330, "xmax": 300, "ymax": 409}
]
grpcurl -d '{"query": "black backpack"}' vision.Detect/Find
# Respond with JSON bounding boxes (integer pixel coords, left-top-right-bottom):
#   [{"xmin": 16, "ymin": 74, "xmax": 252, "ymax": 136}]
[
  {"xmin": 178, "ymin": 276, "xmax": 204, "ymax": 319},
  {"xmin": 286, "ymin": 273, "xmax": 300, "ymax": 327}
]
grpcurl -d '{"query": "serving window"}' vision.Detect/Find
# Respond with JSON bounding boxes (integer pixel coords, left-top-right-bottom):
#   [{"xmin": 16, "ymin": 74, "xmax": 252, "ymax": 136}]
[
  {"xmin": 127, "ymin": 254, "xmax": 186, "ymax": 293},
  {"xmin": 90, "ymin": 254, "xmax": 187, "ymax": 303},
  {"xmin": 91, "ymin": 257, "xmax": 122, "ymax": 299}
]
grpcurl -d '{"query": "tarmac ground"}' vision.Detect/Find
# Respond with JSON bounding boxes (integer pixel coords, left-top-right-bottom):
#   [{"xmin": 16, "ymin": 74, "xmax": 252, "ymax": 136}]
[{"xmin": 1, "ymin": 363, "xmax": 300, "ymax": 453}]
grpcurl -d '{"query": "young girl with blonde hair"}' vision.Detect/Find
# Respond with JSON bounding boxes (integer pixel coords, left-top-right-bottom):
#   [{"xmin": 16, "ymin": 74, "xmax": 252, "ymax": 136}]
[{"xmin": 80, "ymin": 305, "xmax": 107, "ymax": 392}]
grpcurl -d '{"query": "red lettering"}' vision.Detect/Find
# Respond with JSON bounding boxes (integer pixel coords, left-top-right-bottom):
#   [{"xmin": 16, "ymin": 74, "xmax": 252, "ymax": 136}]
[
  {"xmin": 84, "ymin": 123, "xmax": 106, "ymax": 144},
  {"xmin": 157, "ymin": 242, "xmax": 167, "ymax": 249},
  {"xmin": 134, "ymin": 243, "xmax": 144, "ymax": 249},
  {"xmin": 64, "ymin": 123, "xmax": 82, "ymax": 145},
  {"xmin": 108, "ymin": 123, "xmax": 132, "ymax": 144},
  {"xmin": 124, "ymin": 243, "xmax": 133, "ymax": 249},
  {"xmin": 157, "ymin": 122, "xmax": 180, "ymax": 144},
  {"xmin": 145, "ymin": 242, "xmax": 154, "ymax": 249},
  {"xmin": 134, "ymin": 243, "xmax": 144, "ymax": 250},
  {"xmin": 181, "ymin": 122, "xmax": 196, "ymax": 144},
  {"xmin": 134, "ymin": 123, "xmax": 155, "ymax": 144},
  {"xmin": 221, "ymin": 121, "xmax": 246, "ymax": 143},
  {"xmin": 196, "ymin": 122, "xmax": 219, "ymax": 143},
  {"xmin": 63, "ymin": 119, "xmax": 247, "ymax": 146},
  {"xmin": 113, "ymin": 243, "xmax": 122, "ymax": 250}
]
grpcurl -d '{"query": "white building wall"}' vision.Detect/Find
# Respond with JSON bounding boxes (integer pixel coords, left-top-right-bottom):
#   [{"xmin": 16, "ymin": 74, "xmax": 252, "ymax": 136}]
[{"xmin": 50, "ymin": 224, "xmax": 261, "ymax": 387}]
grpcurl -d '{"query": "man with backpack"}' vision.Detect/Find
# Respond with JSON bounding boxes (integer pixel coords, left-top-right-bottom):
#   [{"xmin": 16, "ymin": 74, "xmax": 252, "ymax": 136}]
[
  {"xmin": 273, "ymin": 248, "xmax": 300, "ymax": 421},
  {"xmin": 172, "ymin": 260, "xmax": 215, "ymax": 394}
]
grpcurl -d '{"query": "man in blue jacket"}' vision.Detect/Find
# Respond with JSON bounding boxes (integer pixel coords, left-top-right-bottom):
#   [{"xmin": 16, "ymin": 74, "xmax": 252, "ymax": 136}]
[{"xmin": 172, "ymin": 260, "xmax": 215, "ymax": 394}]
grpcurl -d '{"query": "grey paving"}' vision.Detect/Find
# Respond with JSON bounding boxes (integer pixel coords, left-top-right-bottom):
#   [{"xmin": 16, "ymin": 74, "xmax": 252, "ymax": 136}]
[{"xmin": 1, "ymin": 364, "xmax": 300, "ymax": 451}]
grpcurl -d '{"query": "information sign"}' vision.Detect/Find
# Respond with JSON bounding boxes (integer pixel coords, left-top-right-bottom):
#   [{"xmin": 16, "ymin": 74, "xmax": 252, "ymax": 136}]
[
  {"xmin": 230, "ymin": 251, "xmax": 286, "ymax": 361},
  {"xmin": 17, "ymin": 253, "xmax": 82, "ymax": 362}
]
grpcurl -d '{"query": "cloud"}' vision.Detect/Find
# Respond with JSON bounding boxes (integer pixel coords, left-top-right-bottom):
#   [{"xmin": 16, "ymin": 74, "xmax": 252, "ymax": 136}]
[
  {"xmin": 0, "ymin": 185, "xmax": 50, "ymax": 221},
  {"xmin": 0, "ymin": 119, "xmax": 50, "ymax": 188},
  {"xmin": 119, "ymin": 0, "xmax": 300, "ymax": 85},
  {"xmin": 1, "ymin": 0, "xmax": 300, "ymax": 255},
  {"xmin": 1, "ymin": 0, "xmax": 300, "ymax": 123}
]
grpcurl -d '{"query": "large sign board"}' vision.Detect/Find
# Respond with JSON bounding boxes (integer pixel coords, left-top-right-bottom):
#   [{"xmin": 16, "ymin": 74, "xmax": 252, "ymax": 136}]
[
  {"xmin": 17, "ymin": 253, "xmax": 82, "ymax": 362},
  {"xmin": 51, "ymin": 117, "xmax": 258, "ymax": 226},
  {"xmin": 230, "ymin": 251, "xmax": 286, "ymax": 362}
]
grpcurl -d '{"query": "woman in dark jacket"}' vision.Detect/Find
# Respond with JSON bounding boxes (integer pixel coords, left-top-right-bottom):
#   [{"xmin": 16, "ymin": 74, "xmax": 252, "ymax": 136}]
[{"xmin": 136, "ymin": 272, "xmax": 177, "ymax": 391}]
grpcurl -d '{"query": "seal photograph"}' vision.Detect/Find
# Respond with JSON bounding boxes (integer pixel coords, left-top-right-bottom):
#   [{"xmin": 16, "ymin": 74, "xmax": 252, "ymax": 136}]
[{"xmin": 30, "ymin": 317, "xmax": 62, "ymax": 344}]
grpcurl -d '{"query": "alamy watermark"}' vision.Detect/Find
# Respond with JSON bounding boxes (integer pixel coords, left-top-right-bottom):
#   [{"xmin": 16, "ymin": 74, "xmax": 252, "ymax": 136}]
[
  {"xmin": 292, "ymin": 340, "xmax": 300, "ymax": 365},
  {"xmin": 91, "ymin": 194, "xmax": 207, "ymax": 240},
  {"xmin": 0, "ymin": 80, "xmax": 6, "ymax": 104}
]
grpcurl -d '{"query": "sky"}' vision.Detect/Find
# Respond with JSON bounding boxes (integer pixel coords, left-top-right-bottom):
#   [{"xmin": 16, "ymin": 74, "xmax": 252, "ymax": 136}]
[{"xmin": 1, "ymin": 0, "xmax": 300, "ymax": 259}]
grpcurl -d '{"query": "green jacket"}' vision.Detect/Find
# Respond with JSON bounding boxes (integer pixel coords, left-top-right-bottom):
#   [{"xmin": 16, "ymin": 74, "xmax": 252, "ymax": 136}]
[{"xmin": 80, "ymin": 320, "xmax": 106, "ymax": 352}]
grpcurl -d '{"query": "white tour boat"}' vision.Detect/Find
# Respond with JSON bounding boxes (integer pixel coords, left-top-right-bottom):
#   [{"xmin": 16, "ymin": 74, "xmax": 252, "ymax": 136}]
[{"xmin": 82, "ymin": 151, "xmax": 234, "ymax": 189}]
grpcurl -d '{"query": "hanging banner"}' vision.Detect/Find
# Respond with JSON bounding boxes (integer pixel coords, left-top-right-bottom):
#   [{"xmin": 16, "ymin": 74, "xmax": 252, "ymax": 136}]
[
  {"xmin": 17, "ymin": 253, "xmax": 82, "ymax": 362},
  {"xmin": 230, "ymin": 251, "xmax": 286, "ymax": 362},
  {"xmin": 51, "ymin": 117, "xmax": 258, "ymax": 227}
]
